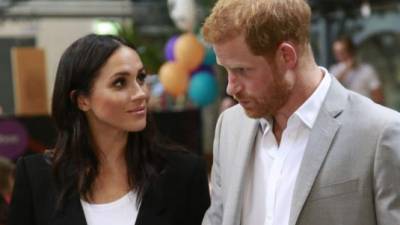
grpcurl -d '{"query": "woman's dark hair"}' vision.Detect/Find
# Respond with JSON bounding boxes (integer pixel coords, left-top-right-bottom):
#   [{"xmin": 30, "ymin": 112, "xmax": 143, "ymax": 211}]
[{"xmin": 51, "ymin": 34, "xmax": 166, "ymax": 207}]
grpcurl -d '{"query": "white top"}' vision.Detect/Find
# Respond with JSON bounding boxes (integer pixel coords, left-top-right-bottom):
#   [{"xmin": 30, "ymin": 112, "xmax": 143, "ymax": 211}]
[
  {"xmin": 241, "ymin": 68, "xmax": 332, "ymax": 225},
  {"xmin": 81, "ymin": 191, "xmax": 139, "ymax": 225},
  {"xmin": 329, "ymin": 62, "xmax": 380, "ymax": 97}
]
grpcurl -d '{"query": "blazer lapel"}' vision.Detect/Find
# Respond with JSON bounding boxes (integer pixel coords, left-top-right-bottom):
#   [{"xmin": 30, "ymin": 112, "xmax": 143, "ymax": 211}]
[
  {"xmin": 289, "ymin": 78, "xmax": 347, "ymax": 225},
  {"xmin": 135, "ymin": 170, "xmax": 167, "ymax": 225},
  {"xmin": 227, "ymin": 115, "xmax": 258, "ymax": 225},
  {"xmin": 52, "ymin": 192, "xmax": 87, "ymax": 225}
]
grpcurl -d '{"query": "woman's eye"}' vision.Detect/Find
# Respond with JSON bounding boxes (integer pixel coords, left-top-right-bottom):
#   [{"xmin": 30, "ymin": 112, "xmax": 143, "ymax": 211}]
[
  {"xmin": 137, "ymin": 72, "xmax": 147, "ymax": 85},
  {"xmin": 113, "ymin": 78, "xmax": 126, "ymax": 88}
]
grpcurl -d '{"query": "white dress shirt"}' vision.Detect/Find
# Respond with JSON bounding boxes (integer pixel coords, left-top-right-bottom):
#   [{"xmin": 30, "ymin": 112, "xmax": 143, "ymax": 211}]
[{"xmin": 242, "ymin": 68, "xmax": 332, "ymax": 225}]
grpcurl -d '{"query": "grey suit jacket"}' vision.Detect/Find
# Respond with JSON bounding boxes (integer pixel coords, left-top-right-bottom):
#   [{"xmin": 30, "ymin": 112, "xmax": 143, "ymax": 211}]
[{"xmin": 202, "ymin": 78, "xmax": 400, "ymax": 225}]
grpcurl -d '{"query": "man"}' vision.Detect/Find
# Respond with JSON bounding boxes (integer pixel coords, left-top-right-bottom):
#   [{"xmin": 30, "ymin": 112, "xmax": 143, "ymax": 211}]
[
  {"xmin": 330, "ymin": 36, "xmax": 384, "ymax": 104},
  {"xmin": 201, "ymin": 0, "xmax": 400, "ymax": 225}
]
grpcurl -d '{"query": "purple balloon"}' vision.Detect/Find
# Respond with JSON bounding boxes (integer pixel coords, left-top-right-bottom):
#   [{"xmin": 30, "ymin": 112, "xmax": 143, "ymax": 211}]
[
  {"xmin": 0, "ymin": 119, "xmax": 28, "ymax": 160},
  {"xmin": 164, "ymin": 35, "xmax": 178, "ymax": 61}
]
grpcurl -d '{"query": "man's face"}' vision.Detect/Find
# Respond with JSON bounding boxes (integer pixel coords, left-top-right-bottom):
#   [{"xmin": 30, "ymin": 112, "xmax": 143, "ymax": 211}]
[
  {"xmin": 333, "ymin": 41, "xmax": 351, "ymax": 62},
  {"xmin": 214, "ymin": 35, "xmax": 292, "ymax": 118}
]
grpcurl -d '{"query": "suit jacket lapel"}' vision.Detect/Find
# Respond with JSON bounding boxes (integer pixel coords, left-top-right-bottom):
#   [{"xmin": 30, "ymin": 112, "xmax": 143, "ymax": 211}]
[
  {"xmin": 52, "ymin": 192, "xmax": 87, "ymax": 225},
  {"xmin": 227, "ymin": 115, "xmax": 258, "ymax": 225},
  {"xmin": 51, "ymin": 174, "xmax": 167, "ymax": 225},
  {"xmin": 135, "ymin": 169, "xmax": 167, "ymax": 225},
  {"xmin": 289, "ymin": 78, "xmax": 347, "ymax": 225}
]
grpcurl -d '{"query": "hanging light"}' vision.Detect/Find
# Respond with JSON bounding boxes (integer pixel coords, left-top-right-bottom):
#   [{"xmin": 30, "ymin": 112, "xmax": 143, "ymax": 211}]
[
  {"xmin": 361, "ymin": 1, "xmax": 371, "ymax": 18},
  {"xmin": 92, "ymin": 20, "xmax": 118, "ymax": 35}
]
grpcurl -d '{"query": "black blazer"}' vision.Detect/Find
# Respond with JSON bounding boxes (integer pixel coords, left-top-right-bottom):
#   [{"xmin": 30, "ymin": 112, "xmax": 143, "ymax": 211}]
[{"xmin": 9, "ymin": 151, "xmax": 210, "ymax": 225}]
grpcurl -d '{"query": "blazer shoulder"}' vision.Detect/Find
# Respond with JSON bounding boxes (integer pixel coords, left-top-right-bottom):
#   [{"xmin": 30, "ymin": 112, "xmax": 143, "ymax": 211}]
[
  {"xmin": 347, "ymin": 92, "xmax": 400, "ymax": 123},
  {"xmin": 17, "ymin": 153, "xmax": 51, "ymax": 174},
  {"xmin": 164, "ymin": 150, "xmax": 206, "ymax": 172},
  {"xmin": 15, "ymin": 153, "xmax": 53, "ymax": 193}
]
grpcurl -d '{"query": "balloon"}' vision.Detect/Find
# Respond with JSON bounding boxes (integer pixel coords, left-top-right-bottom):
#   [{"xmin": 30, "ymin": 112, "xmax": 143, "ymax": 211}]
[
  {"xmin": 191, "ymin": 64, "xmax": 213, "ymax": 77},
  {"xmin": 188, "ymin": 71, "xmax": 218, "ymax": 106},
  {"xmin": 159, "ymin": 62, "xmax": 189, "ymax": 97},
  {"xmin": 164, "ymin": 35, "xmax": 178, "ymax": 61},
  {"xmin": 203, "ymin": 47, "xmax": 217, "ymax": 65},
  {"xmin": 167, "ymin": 0, "xmax": 197, "ymax": 32},
  {"xmin": 174, "ymin": 33, "xmax": 205, "ymax": 71}
]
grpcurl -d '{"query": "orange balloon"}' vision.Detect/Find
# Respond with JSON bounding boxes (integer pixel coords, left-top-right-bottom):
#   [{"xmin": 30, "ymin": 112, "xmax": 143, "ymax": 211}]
[
  {"xmin": 159, "ymin": 62, "xmax": 189, "ymax": 96},
  {"xmin": 174, "ymin": 33, "xmax": 205, "ymax": 71}
]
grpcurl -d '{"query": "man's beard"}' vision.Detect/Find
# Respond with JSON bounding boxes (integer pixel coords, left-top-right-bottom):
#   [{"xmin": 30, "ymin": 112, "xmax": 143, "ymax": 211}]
[{"xmin": 237, "ymin": 72, "xmax": 292, "ymax": 119}]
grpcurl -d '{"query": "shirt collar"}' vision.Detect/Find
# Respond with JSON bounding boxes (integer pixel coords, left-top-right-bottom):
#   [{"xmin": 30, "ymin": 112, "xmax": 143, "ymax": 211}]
[
  {"xmin": 294, "ymin": 67, "xmax": 331, "ymax": 128},
  {"xmin": 259, "ymin": 67, "xmax": 331, "ymax": 130}
]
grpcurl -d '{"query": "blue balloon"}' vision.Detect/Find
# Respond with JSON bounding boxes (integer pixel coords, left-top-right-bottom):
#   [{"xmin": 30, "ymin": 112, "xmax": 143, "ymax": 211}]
[
  {"xmin": 189, "ymin": 72, "xmax": 218, "ymax": 106},
  {"xmin": 203, "ymin": 47, "xmax": 216, "ymax": 65},
  {"xmin": 191, "ymin": 64, "xmax": 213, "ymax": 77}
]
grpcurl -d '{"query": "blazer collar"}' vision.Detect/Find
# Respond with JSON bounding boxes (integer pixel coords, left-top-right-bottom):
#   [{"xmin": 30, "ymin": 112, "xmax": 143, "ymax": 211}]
[
  {"xmin": 50, "ymin": 172, "xmax": 169, "ymax": 225},
  {"xmin": 289, "ymin": 77, "xmax": 348, "ymax": 225},
  {"xmin": 230, "ymin": 111, "xmax": 259, "ymax": 224},
  {"xmin": 47, "ymin": 156, "xmax": 170, "ymax": 225},
  {"xmin": 51, "ymin": 192, "xmax": 87, "ymax": 225},
  {"xmin": 135, "ymin": 168, "xmax": 169, "ymax": 225}
]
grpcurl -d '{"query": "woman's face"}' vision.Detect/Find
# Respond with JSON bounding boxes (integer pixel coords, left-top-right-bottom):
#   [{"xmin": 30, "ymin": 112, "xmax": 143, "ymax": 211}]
[{"xmin": 78, "ymin": 46, "xmax": 149, "ymax": 134}]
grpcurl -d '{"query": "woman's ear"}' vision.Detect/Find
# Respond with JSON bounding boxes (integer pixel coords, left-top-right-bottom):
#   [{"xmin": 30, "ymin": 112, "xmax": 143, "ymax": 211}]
[{"xmin": 70, "ymin": 90, "xmax": 90, "ymax": 111}]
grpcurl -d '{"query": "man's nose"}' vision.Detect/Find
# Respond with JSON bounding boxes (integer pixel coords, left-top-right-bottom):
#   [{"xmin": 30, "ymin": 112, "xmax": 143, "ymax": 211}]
[{"xmin": 226, "ymin": 74, "xmax": 240, "ymax": 96}]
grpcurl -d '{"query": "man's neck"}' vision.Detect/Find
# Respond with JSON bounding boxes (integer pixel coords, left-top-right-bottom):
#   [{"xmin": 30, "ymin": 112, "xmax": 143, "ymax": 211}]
[{"xmin": 272, "ymin": 65, "xmax": 323, "ymax": 144}]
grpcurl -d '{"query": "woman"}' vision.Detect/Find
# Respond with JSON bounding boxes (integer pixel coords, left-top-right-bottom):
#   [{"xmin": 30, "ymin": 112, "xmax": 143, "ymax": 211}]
[{"xmin": 9, "ymin": 34, "xmax": 210, "ymax": 225}]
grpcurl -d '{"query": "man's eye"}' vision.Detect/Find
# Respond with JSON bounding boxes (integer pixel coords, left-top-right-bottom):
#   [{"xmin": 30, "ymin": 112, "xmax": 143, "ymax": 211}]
[{"xmin": 235, "ymin": 68, "xmax": 246, "ymax": 74}]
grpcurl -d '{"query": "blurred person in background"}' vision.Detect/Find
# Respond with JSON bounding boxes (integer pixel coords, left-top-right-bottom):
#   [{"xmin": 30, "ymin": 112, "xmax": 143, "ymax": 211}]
[
  {"xmin": 9, "ymin": 34, "xmax": 210, "ymax": 225},
  {"xmin": 202, "ymin": 0, "xmax": 400, "ymax": 225},
  {"xmin": 330, "ymin": 36, "xmax": 384, "ymax": 104},
  {"xmin": 0, "ymin": 156, "xmax": 15, "ymax": 225}
]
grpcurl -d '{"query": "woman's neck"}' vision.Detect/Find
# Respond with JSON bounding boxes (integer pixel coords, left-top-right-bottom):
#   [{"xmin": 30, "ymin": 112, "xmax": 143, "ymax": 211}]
[{"xmin": 88, "ymin": 129, "xmax": 132, "ymax": 203}]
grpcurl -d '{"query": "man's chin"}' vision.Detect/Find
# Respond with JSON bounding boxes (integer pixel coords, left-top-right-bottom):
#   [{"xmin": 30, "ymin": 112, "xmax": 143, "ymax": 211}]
[
  {"xmin": 241, "ymin": 104, "xmax": 274, "ymax": 119},
  {"xmin": 243, "ymin": 108, "xmax": 267, "ymax": 119}
]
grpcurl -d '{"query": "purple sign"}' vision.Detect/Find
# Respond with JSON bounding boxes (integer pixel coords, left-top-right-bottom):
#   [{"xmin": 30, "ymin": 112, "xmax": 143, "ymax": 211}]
[{"xmin": 0, "ymin": 119, "xmax": 28, "ymax": 159}]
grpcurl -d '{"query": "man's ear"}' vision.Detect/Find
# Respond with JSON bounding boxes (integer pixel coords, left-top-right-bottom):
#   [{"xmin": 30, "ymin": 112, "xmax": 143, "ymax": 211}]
[
  {"xmin": 276, "ymin": 42, "xmax": 297, "ymax": 69},
  {"xmin": 70, "ymin": 90, "xmax": 90, "ymax": 111}
]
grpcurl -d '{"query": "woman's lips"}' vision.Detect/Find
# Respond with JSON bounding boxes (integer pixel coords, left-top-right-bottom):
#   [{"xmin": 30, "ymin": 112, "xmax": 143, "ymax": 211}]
[{"xmin": 127, "ymin": 105, "xmax": 146, "ymax": 115}]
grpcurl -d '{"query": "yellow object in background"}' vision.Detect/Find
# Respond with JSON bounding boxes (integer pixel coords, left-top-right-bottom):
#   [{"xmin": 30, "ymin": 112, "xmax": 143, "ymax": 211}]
[
  {"xmin": 159, "ymin": 62, "xmax": 189, "ymax": 97},
  {"xmin": 11, "ymin": 47, "xmax": 48, "ymax": 116},
  {"xmin": 174, "ymin": 33, "xmax": 205, "ymax": 71}
]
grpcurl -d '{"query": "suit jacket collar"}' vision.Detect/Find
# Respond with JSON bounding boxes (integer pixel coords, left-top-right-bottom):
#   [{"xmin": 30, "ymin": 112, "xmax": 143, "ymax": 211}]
[
  {"xmin": 289, "ymin": 77, "xmax": 348, "ymax": 225},
  {"xmin": 135, "ymin": 170, "xmax": 168, "ymax": 225},
  {"xmin": 50, "ymin": 170, "xmax": 168, "ymax": 225},
  {"xmin": 230, "ymin": 109, "xmax": 259, "ymax": 224},
  {"xmin": 51, "ymin": 192, "xmax": 87, "ymax": 225}
]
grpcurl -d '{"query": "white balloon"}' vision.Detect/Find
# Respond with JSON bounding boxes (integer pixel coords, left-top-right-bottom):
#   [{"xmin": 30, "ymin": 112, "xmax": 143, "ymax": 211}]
[{"xmin": 167, "ymin": 0, "xmax": 197, "ymax": 32}]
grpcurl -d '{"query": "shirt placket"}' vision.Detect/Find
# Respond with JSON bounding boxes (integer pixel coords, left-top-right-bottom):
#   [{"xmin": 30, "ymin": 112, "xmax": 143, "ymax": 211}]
[{"xmin": 264, "ymin": 118, "xmax": 298, "ymax": 225}]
